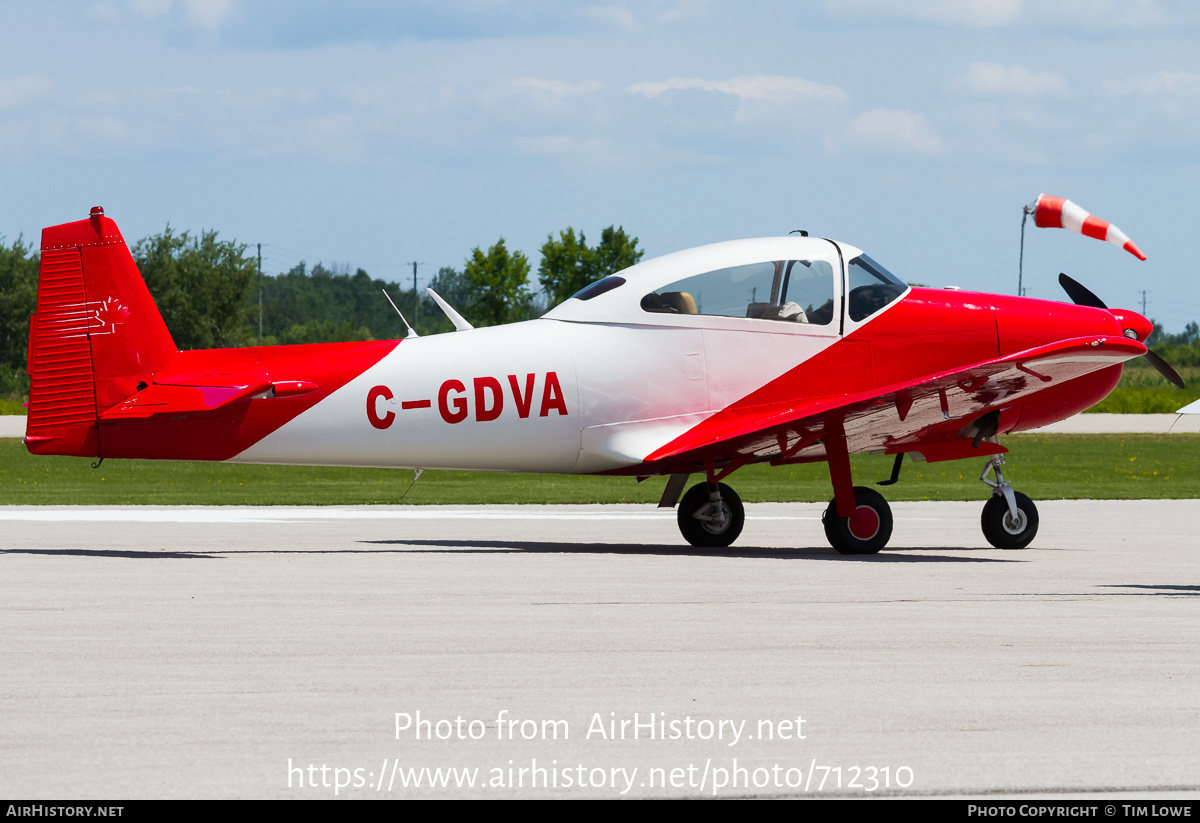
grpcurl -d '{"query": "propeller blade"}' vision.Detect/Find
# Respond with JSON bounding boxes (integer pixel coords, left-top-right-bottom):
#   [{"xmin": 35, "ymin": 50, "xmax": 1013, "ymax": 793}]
[
  {"xmin": 1054, "ymin": 274, "xmax": 1181, "ymax": 388},
  {"xmin": 1058, "ymin": 273, "xmax": 1108, "ymax": 310},
  {"xmin": 1144, "ymin": 349, "xmax": 1186, "ymax": 389}
]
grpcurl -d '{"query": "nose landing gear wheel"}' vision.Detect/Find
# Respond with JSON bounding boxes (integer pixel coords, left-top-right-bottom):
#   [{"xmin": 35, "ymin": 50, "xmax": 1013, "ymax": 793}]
[
  {"xmin": 678, "ymin": 482, "xmax": 744, "ymax": 548},
  {"xmin": 981, "ymin": 492, "xmax": 1039, "ymax": 549},
  {"xmin": 822, "ymin": 486, "xmax": 893, "ymax": 555}
]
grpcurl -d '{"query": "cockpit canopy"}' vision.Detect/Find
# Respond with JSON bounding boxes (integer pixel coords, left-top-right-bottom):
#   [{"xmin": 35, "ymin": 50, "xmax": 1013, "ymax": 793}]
[
  {"xmin": 546, "ymin": 236, "xmax": 908, "ymax": 329},
  {"xmin": 639, "ymin": 258, "xmax": 839, "ymax": 325}
]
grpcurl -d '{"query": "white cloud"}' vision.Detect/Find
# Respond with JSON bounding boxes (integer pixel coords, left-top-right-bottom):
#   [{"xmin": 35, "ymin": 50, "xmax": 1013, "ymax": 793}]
[
  {"xmin": 127, "ymin": 0, "xmax": 172, "ymax": 18},
  {"xmin": 74, "ymin": 115, "xmax": 130, "ymax": 143},
  {"xmin": 88, "ymin": 2, "xmax": 121, "ymax": 21},
  {"xmin": 0, "ymin": 74, "xmax": 55, "ymax": 111},
  {"xmin": 508, "ymin": 78, "xmax": 605, "ymax": 99},
  {"xmin": 827, "ymin": 0, "xmax": 1023, "ymax": 27},
  {"xmin": 516, "ymin": 135, "xmax": 607, "ymax": 155},
  {"xmin": 303, "ymin": 113, "xmax": 363, "ymax": 160},
  {"xmin": 830, "ymin": 0, "xmax": 1172, "ymax": 30},
  {"xmin": 958, "ymin": 63, "xmax": 1070, "ymax": 98},
  {"xmin": 656, "ymin": 0, "xmax": 714, "ymax": 24},
  {"xmin": 627, "ymin": 75, "xmax": 847, "ymax": 103},
  {"xmin": 848, "ymin": 109, "xmax": 943, "ymax": 156},
  {"xmin": 479, "ymin": 78, "xmax": 606, "ymax": 117},
  {"xmin": 513, "ymin": 134, "xmax": 647, "ymax": 172},
  {"xmin": 585, "ymin": 6, "xmax": 643, "ymax": 35},
  {"xmin": 1030, "ymin": 0, "xmax": 1168, "ymax": 28},
  {"xmin": 181, "ymin": 0, "xmax": 235, "ymax": 31},
  {"xmin": 1100, "ymin": 71, "xmax": 1200, "ymax": 97}
]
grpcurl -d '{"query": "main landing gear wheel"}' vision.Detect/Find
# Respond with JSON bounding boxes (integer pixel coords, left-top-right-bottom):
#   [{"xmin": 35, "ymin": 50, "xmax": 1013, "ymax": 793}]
[
  {"xmin": 678, "ymin": 482, "xmax": 744, "ymax": 548},
  {"xmin": 981, "ymin": 492, "xmax": 1039, "ymax": 549},
  {"xmin": 822, "ymin": 486, "xmax": 893, "ymax": 555}
]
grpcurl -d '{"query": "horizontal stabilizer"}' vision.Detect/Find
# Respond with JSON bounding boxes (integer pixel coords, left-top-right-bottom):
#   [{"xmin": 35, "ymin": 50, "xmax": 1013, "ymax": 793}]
[{"xmin": 100, "ymin": 377, "xmax": 318, "ymax": 419}]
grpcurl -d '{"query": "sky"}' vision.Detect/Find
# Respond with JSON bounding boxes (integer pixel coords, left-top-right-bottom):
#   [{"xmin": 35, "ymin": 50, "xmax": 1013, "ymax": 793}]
[{"xmin": 2, "ymin": 0, "xmax": 1198, "ymax": 330}]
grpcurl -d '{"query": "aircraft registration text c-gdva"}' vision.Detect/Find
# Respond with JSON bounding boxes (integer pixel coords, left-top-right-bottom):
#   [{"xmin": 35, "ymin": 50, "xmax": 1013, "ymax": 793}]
[{"xmin": 366, "ymin": 373, "xmax": 569, "ymax": 428}]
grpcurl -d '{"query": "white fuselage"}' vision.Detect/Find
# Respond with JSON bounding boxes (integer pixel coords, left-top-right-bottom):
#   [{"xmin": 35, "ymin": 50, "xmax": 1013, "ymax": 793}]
[
  {"xmin": 232, "ymin": 316, "xmax": 840, "ymax": 473},
  {"xmin": 234, "ymin": 236, "xmax": 864, "ymax": 473}
]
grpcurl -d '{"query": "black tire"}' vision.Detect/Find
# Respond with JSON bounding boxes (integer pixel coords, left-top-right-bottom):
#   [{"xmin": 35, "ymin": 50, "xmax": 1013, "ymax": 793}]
[
  {"xmin": 677, "ymin": 483, "xmax": 744, "ymax": 548},
  {"xmin": 822, "ymin": 486, "xmax": 893, "ymax": 555},
  {"xmin": 981, "ymin": 492, "xmax": 1039, "ymax": 549}
]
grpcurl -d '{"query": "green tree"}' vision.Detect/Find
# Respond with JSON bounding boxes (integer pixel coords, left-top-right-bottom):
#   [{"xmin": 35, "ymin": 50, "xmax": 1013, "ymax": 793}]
[
  {"xmin": 134, "ymin": 227, "xmax": 257, "ymax": 350},
  {"xmin": 462, "ymin": 239, "xmax": 533, "ymax": 326},
  {"xmin": 538, "ymin": 225, "xmax": 643, "ymax": 308},
  {"xmin": 277, "ymin": 319, "xmax": 373, "ymax": 345},
  {"xmin": 0, "ymin": 234, "xmax": 39, "ymax": 397},
  {"xmin": 538, "ymin": 227, "xmax": 591, "ymax": 308},
  {"xmin": 593, "ymin": 225, "xmax": 643, "ymax": 283},
  {"xmin": 428, "ymin": 266, "xmax": 471, "ymax": 312},
  {"xmin": 1171, "ymin": 321, "xmax": 1199, "ymax": 346}
]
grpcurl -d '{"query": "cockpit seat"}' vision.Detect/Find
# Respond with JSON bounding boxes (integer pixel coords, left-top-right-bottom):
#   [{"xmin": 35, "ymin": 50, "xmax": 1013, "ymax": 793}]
[
  {"xmin": 746, "ymin": 301, "xmax": 807, "ymax": 323},
  {"xmin": 659, "ymin": 291, "xmax": 698, "ymax": 315}
]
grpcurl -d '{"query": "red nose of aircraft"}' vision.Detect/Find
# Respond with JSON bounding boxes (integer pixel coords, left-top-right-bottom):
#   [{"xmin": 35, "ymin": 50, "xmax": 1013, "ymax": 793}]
[
  {"xmin": 1108, "ymin": 309, "xmax": 1154, "ymax": 343},
  {"xmin": 1049, "ymin": 273, "xmax": 1181, "ymax": 386}
]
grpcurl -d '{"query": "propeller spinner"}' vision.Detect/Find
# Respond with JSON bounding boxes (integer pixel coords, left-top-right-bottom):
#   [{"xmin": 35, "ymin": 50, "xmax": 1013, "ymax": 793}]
[{"xmin": 1058, "ymin": 273, "xmax": 1185, "ymax": 389}]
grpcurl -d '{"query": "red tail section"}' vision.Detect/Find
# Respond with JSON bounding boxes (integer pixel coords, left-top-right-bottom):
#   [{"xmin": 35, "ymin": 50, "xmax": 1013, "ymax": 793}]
[
  {"xmin": 26, "ymin": 208, "xmax": 177, "ymax": 456},
  {"xmin": 25, "ymin": 208, "xmax": 401, "ymax": 462}
]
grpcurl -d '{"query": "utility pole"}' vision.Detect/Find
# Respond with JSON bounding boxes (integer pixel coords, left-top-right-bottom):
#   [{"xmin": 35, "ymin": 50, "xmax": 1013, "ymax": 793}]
[
  {"xmin": 257, "ymin": 243, "xmax": 263, "ymax": 341},
  {"xmin": 1140, "ymin": 290, "xmax": 1148, "ymax": 315},
  {"xmin": 410, "ymin": 261, "xmax": 423, "ymax": 334}
]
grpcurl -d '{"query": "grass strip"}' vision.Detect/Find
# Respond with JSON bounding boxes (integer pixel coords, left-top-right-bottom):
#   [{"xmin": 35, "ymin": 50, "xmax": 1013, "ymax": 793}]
[{"xmin": 1, "ymin": 434, "xmax": 1197, "ymax": 506}]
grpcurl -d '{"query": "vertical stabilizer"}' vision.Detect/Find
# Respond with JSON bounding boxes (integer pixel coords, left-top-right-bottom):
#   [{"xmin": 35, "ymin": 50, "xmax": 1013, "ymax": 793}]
[{"xmin": 26, "ymin": 207, "xmax": 178, "ymax": 456}]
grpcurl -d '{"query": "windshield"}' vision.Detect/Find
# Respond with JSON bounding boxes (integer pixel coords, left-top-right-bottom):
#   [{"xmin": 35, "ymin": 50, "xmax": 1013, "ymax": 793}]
[{"xmin": 847, "ymin": 254, "xmax": 907, "ymax": 322}]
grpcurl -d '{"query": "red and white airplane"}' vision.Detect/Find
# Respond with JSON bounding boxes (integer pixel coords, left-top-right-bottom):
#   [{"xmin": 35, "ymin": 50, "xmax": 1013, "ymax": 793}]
[{"xmin": 25, "ymin": 207, "xmax": 1181, "ymax": 553}]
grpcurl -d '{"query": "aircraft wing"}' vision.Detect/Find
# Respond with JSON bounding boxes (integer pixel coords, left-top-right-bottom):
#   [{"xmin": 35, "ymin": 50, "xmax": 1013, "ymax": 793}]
[{"xmin": 641, "ymin": 334, "xmax": 1146, "ymax": 472}]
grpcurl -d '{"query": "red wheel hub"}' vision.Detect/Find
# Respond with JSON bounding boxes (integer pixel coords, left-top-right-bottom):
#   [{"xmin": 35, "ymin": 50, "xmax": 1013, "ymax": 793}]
[{"xmin": 848, "ymin": 505, "xmax": 880, "ymax": 540}]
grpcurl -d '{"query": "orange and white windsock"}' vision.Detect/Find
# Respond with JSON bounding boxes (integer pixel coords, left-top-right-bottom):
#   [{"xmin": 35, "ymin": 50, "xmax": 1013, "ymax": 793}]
[{"xmin": 1032, "ymin": 194, "xmax": 1146, "ymax": 260}]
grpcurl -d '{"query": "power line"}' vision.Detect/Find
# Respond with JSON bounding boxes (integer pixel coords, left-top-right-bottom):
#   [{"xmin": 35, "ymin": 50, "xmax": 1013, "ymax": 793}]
[{"xmin": 258, "ymin": 242, "xmax": 426, "ymax": 276}]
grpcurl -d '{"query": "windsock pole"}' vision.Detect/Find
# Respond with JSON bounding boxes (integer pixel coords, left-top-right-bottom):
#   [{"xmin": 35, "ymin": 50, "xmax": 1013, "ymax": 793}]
[{"xmin": 1018, "ymin": 202, "xmax": 1034, "ymax": 296}]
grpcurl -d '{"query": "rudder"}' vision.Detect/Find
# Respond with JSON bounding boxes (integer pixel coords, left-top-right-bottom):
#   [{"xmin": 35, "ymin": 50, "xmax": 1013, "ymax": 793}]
[{"xmin": 26, "ymin": 207, "xmax": 177, "ymax": 456}]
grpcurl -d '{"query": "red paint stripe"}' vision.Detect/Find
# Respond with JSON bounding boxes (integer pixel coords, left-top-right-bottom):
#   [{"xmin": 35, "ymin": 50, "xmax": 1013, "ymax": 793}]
[
  {"xmin": 1080, "ymin": 215, "xmax": 1110, "ymax": 241},
  {"xmin": 92, "ymin": 340, "xmax": 400, "ymax": 461},
  {"xmin": 401, "ymin": 399, "xmax": 432, "ymax": 409},
  {"xmin": 1033, "ymin": 195, "xmax": 1065, "ymax": 228}
]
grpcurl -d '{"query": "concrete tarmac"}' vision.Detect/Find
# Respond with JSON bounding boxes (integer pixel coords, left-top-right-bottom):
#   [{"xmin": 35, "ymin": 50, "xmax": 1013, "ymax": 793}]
[{"xmin": 2, "ymin": 501, "xmax": 1198, "ymax": 799}]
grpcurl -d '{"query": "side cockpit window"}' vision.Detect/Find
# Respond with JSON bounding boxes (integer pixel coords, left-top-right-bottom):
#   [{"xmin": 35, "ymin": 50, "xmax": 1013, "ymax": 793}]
[
  {"xmin": 847, "ymin": 254, "xmax": 907, "ymax": 322},
  {"xmin": 641, "ymin": 259, "xmax": 835, "ymax": 325},
  {"xmin": 777, "ymin": 259, "xmax": 835, "ymax": 326},
  {"xmin": 571, "ymin": 275, "xmax": 625, "ymax": 301}
]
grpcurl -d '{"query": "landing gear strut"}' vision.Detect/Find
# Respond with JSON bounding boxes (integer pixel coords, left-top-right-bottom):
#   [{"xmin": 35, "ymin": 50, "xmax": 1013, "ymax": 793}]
[
  {"xmin": 822, "ymin": 418, "xmax": 894, "ymax": 554},
  {"xmin": 979, "ymin": 452, "xmax": 1038, "ymax": 549},
  {"xmin": 677, "ymin": 482, "xmax": 744, "ymax": 548}
]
